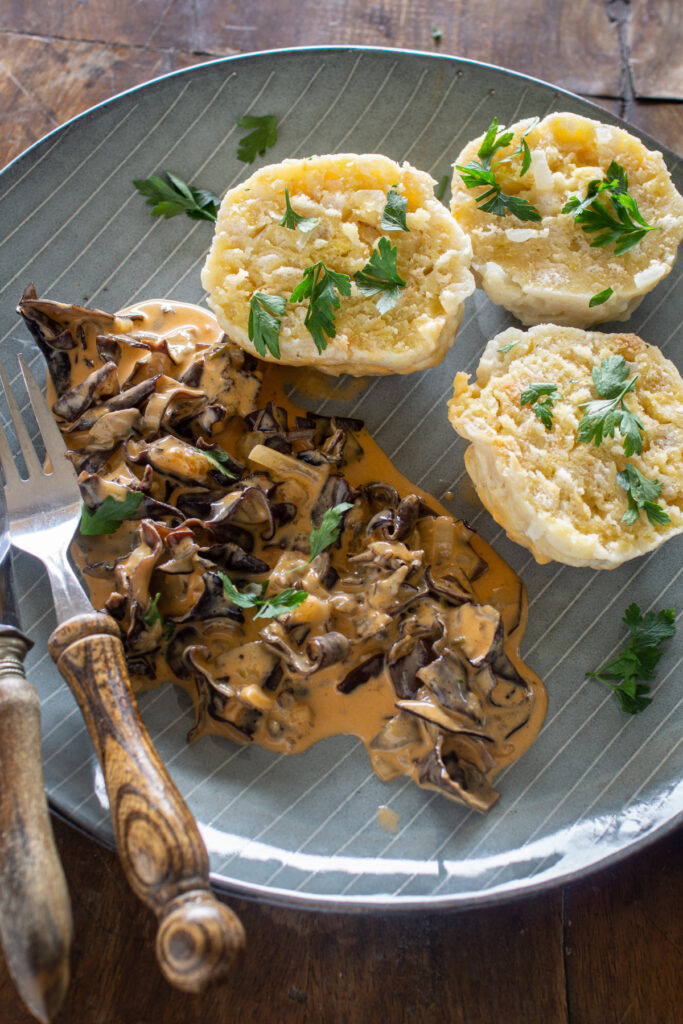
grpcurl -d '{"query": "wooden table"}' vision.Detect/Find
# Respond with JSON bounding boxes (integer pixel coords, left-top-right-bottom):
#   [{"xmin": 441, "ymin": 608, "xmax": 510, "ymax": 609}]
[{"xmin": 1, "ymin": 2, "xmax": 681, "ymax": 1021}]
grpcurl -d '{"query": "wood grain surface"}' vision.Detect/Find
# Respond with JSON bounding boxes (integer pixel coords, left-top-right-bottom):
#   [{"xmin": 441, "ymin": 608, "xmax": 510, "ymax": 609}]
[{"xmin": 0, "ymin": 2, "xmax": 681, "ymax": 1022}]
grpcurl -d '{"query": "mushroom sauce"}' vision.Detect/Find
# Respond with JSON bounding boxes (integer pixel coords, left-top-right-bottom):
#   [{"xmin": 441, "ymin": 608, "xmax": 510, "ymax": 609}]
[{"xmin": 18, "ymin": 286, "xmax": 547, "ymax": 812}]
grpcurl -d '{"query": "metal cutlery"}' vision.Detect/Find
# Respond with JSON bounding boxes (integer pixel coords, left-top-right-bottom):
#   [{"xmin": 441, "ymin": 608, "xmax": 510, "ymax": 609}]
[{"xmin": 0, "ymin": 356, "xmax": 245, "ymax": 993}]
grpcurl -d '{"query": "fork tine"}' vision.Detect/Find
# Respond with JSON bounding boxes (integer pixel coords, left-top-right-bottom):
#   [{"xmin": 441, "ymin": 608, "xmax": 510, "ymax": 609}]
[
  {"xmin": 18, "ymin": 356, "xmax": 77, "ymax": 484},
  {"xmin": 0, "ymin": 418, "xmax": 22, "ymax": 488},
  {"xmin": 0, "ymin": 364, "xmax": 43, "ymax": 481}
]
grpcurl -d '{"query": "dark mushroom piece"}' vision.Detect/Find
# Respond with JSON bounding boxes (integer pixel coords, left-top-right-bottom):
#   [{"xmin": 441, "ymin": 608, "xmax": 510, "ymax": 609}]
[
  {"xmin": 52, "ymin": 361, "xmax": 120, "ymax": 422},
  {"xmin": 337, "ymin": 652, "xmax": 385, "ymax": 694},
  {"xmin": 417, "ymin": 733, "xmax": 499, "ymax": 813}
]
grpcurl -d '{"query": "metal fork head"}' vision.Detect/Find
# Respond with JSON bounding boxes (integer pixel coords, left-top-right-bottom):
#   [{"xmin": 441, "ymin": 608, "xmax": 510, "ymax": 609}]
[{"xmin": 0, "ymin": 356, "xmax": 90, "ymax": 619}]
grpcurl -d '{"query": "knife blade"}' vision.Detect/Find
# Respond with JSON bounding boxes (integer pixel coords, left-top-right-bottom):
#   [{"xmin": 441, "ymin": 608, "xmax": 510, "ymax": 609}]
[{"xmin": 0, "ymin": 491, "xmax": 72, "ymax": 1023}]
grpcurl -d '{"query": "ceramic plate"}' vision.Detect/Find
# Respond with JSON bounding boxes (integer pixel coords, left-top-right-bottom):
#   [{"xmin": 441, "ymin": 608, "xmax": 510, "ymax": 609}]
[{"xmin": 0, "ymin": 47, "xmax": 680, "ymax": 909}]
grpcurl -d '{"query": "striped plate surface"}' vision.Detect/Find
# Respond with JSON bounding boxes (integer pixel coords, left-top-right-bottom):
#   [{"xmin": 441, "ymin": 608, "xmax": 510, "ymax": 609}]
[{"xmin": 0, "ymin": 47, "xmax": 680, "ymax": 908}]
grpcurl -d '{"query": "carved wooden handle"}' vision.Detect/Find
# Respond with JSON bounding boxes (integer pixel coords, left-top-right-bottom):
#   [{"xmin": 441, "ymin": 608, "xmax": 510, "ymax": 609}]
[
  {"xmin": 0, "ymin": 627, "xmax": 72, "ymax": 1023},
  {"xmin": 48, "ymin": 612, "xmax": 245, "ymax": 992}
]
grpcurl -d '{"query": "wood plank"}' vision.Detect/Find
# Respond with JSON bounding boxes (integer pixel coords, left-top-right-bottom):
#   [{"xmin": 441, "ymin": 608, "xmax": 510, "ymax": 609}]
[
  {"xmin": 0, "ymin": 32, "xmax": 207, "ymax": 169},
  {"xmin": 0, "ymin": 0, "xmax": 624, "ymax": 96},
  {"xmin": 629, "ymin": 0, "xmax": 683, "ymax": 99},
  {"xmin": 565, "ymin": 829, "xmax": 683, "ymax": 1024},
  {"xmin": 0, "ymin": 815, "xmax": 569, "ymax": 1024}
]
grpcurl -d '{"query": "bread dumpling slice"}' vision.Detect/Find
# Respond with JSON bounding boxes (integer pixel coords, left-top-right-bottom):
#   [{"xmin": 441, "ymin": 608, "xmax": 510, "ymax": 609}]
[
  {"xmin": 447, "ymin": 324, "xmax": 683, "ymax": 569},
  {"xmin": 450, "ymin": 112, "xmax": 683, "ymax": 328},
  {"xmin": 201, "ymin": 153, "xmax": 474, "ymax": 375}
]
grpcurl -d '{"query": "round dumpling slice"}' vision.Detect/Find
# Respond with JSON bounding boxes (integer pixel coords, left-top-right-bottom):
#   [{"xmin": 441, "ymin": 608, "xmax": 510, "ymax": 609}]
[
  {"xmin": 447, "ymin": 324, "xmax": 683, "ymax": 569},
  {"xmin": 450, "ymin": 112, "xmax": 683, "ymax": 328},
  {"xmin": 201, "ymin": 153, "xmax": 474, "ymax": 375}
]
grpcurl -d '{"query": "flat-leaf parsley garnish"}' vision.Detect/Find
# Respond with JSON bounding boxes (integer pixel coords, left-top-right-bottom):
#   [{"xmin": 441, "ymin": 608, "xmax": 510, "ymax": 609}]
[
  {"xmin": 133, "ymin": 172, "xmax": 219, "ymax": 222},
  {"xmin": 381, "ymin": 189, "xmax": 409, "ymax": 232},
  {"xmin": 80, "ymin": 491, "xmax": 144, "ymax": 535},
  {"xmin": 562, "ymin": 160, "xmax": 660, "ymax": 254},
  {"xmin": 617, "ymin": 463, "xmax": 670, "ymax": 527},
  {"xmin": 198, "ymin": 444, "xmax": 238, "ymax": 478},
  {"xmin": 307, "ymin": 502, "xmax": 354, "ymax": 563},
  {"xmin": 353, "ymin": 237, "xmax": 406, "ymax": 314},
  {"xmin": 290, "ymin": 262, "xmax": 351, "ymax": 353},
  {"xmin": 237, "ymin": 114, "xmax": 278, "ymax": 164},
  {"xmin": 218, "ymin": 573, "xmax": 308, "ymax": 620},
  {"xmin": 520, "ymin": 382, "xmax": 562, "ymax": 430},
  {"xmin": 577, "ymin": 355, "xmax": 643, "ymax": 456},
  {"xmin": 455, "ymin": 117, "xmax": 541, "ymax": 221},
  {"xmin": 279, "ymin": 188, "xmax": 321, "ymax": 233},
  {"xmin": 248, "ymin": 293, "xmax": 287, "ymax": 359},
  {"xmin": 589, "ymin": 286, "xmax": 614, "ymax": 307},
  {"xmin": 586, "ymin": 603, "xmax": 676, "ymax": 714}
]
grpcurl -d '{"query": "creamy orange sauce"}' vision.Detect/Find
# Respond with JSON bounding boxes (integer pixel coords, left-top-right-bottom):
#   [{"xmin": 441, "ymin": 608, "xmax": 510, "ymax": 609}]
[{"xmin": 39, "ymin": 297, "xmax": 547, "ymax": 810}]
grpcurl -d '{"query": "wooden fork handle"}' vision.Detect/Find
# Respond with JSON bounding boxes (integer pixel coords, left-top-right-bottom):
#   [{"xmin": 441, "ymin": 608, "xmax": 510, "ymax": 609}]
[
  {"xmin": 0, "ymin": 626, "xmax": 72, "ymax": 1023},
  {"xmin": 48, "ymin": 612, "xmax": 245, "ymax": 993}
]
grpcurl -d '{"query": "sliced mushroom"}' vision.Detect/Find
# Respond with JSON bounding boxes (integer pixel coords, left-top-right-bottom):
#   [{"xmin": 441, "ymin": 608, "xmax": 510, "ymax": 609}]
[
  {"xmin": 417, "ymin": 733, "xmax": 499, "ymax": 813},
  {"xmin": 52, "ymin": 361, "xmax": 119, "ymax": 422}
]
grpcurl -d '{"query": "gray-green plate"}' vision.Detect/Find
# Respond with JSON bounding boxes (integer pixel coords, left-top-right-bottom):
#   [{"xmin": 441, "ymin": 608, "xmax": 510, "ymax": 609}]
[{"xmin": 0, "ymin": 47, "xmax": 680, "ymax": 909}]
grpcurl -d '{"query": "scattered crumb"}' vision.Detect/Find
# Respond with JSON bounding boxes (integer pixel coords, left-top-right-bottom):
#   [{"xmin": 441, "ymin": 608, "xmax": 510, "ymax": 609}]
[
  {"xmin": 444, "ymin": 490, "xmax": 454, "ymax": 501},
  {"xmin": 376, "ymin": 805, "xmax": 401, "ymax": 833}
]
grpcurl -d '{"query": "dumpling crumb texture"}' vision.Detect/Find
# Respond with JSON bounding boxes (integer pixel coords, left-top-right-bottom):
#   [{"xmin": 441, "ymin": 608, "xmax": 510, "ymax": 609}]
[
  {"xmin": 448, "ymin": 324, "xmax": 683, "ymax": 569},
  {"xmin": 202, "ymin": 153, "xmax": 475, "ymax": 375},
  {"xmin": 450, "ymin": 112, "xmax": 683, "ymax": 328}
]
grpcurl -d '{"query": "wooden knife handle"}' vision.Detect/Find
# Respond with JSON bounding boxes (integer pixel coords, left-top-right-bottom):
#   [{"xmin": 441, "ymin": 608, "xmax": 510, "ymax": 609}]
[
  {"xmin": 0, "ymin": 627, "xmax": 72, "ymax": 1023},
  {"xmin": 49, "ymin": 612, "xmax": 245, "ymax": 993}
]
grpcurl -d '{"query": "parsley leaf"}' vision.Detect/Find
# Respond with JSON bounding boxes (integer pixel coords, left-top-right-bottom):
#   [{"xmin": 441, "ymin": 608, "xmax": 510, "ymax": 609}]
[
  {"xmin": 279, "ymin": 188, "xmax": 321, "ymax": 233},
  {"xmin": 80, "ymin": 491, "xmax": 144, "ymax": 535},
  {"xmin": 381, "ymin": 189, "xmax": 409, "ymax": 232},
  {"xmin": 562, "ymin": 160, "xmax": 660, "ymax": 254},
  {"xmin": 455, "ymin": 117, "xmax": 541, "ymax": 222},
  {"xmin": 520, "ymin": 382, "xmax": 562, "ymax": 430},
  {"xmin": 586, "ymin": 603, "xmax": 676, "ymax": 714},
  {"xmin": 432, "ymin": 24, "xmax": 442, "ymax": 41},
  {"xmin": 617, "ymin": 463, "xmax": 671, "ymax": 527},
  {"xmin": 133, "ymin": 172, "xmax": 219, "ymax": 222},
  {"xmin": 353, "ymin": 237, "xmax": 406, "ymax": 314},
  {"xmin": 199, "ymin": 445, "xmax": 238, "ymax": 478},
  {"xmin": 254, "ymin": 588, "xmax": 309, "ymax": 619},
  {"xmin": 308, "ymin": 502, "xmax": 354, "ymax": 563},
  {"xmin": 498, "ymin": 339, "xmax": 521, "ymax": 354},
  {"xmin": 143, "ymin": 593, "xmax": 174, "ymax": 639},
  {"xmin": 290, "ymin": 262, "xmax": 351, "ymax": 353},
  {"xmin": 248, "ymin": 293, "xmax": 287, "ymax": 359},
  {"xmin": 577, "ymin": 355, "xmax": 643, "ymax": 456},
  {"xmin": 218, "ymin": 572, "xmax": 308, "ymax": 619},
  {"xmin": 237, "ymin": 114, "xmax": 278, "ymax": 164},
  {"xmin": 589, "ymin": 286, "xmax": 614, "ymax": 307}
]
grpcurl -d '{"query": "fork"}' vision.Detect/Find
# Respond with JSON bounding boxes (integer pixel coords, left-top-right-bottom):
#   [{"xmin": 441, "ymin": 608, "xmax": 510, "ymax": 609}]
[{"xmin": 0, "ymin": 355, "xmax": 245, "ymax": 992}]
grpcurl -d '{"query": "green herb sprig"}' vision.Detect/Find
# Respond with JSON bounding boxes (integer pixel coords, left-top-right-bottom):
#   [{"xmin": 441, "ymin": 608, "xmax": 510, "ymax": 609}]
[
  {"xmin": 455, "ymin": 117, "xmax": 541, "ymax": 221},
  {"xmin": 279, "ymin": 188, "xmax": 321, "ymax": 233},
  {"xmin": 133, "ymin": 173, "xmax": 219, "ymax": 222},
  {"xmin": 302, "ymin": 502, "xmax": 354, "ymax": 567},
  {"xmin": 381, "ymin": 189, "xmax": 409, "ymax": 232},
  {"xmin": 290, "ymin": 262, "xmax": 351, "ymax": 353},
  {"xmin": 198, "ymin": 445, "xmax": 238, "ymax": 478},
  {"xmin": 237, "ymin": 114, "xmax": 278, "ymax": 164},
  {"xmin": 562, "ymin": 160, "xmax": 660, "ymax": 254},
  {"xmin": 589, "ymin": 286, "xmax": 614, "ymax": 307},
  {"xmin": 218, "ymin": 574, "xmax": 308, "ymax": 620},
  {"xmin": 577, "ymin": 355, "xmax": 643, "ymax": 456},
  {"xmin": 143, "ymin": 593, "xmax": 175, "ymax": 639},
  {"xmin": 617, "ymin": 463, "xmax": 671, "ymax": 527},
  {"xmin": 587, "ymin": 603, "xmax": 676, "ymax": 714},
  {"xmin": 353, "ymin": 237, "xmax": 406, "ymax": 314},
  {"xmin": 520, "ymin": 382, "xmax": 562, "ymax": 430},
  {"xmin": 80, "ymin": 491, "xmax": 144, "ymax": 536},
  {"xmin": 248, "ymin": 293, "xmax": 287, "ymax": 358}
]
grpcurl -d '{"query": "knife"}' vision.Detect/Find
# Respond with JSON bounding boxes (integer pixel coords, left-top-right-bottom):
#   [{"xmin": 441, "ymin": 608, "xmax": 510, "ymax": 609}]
[{"xmin": 0, "ymin": 493, "xmax": 72, "ymax": 1023}]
